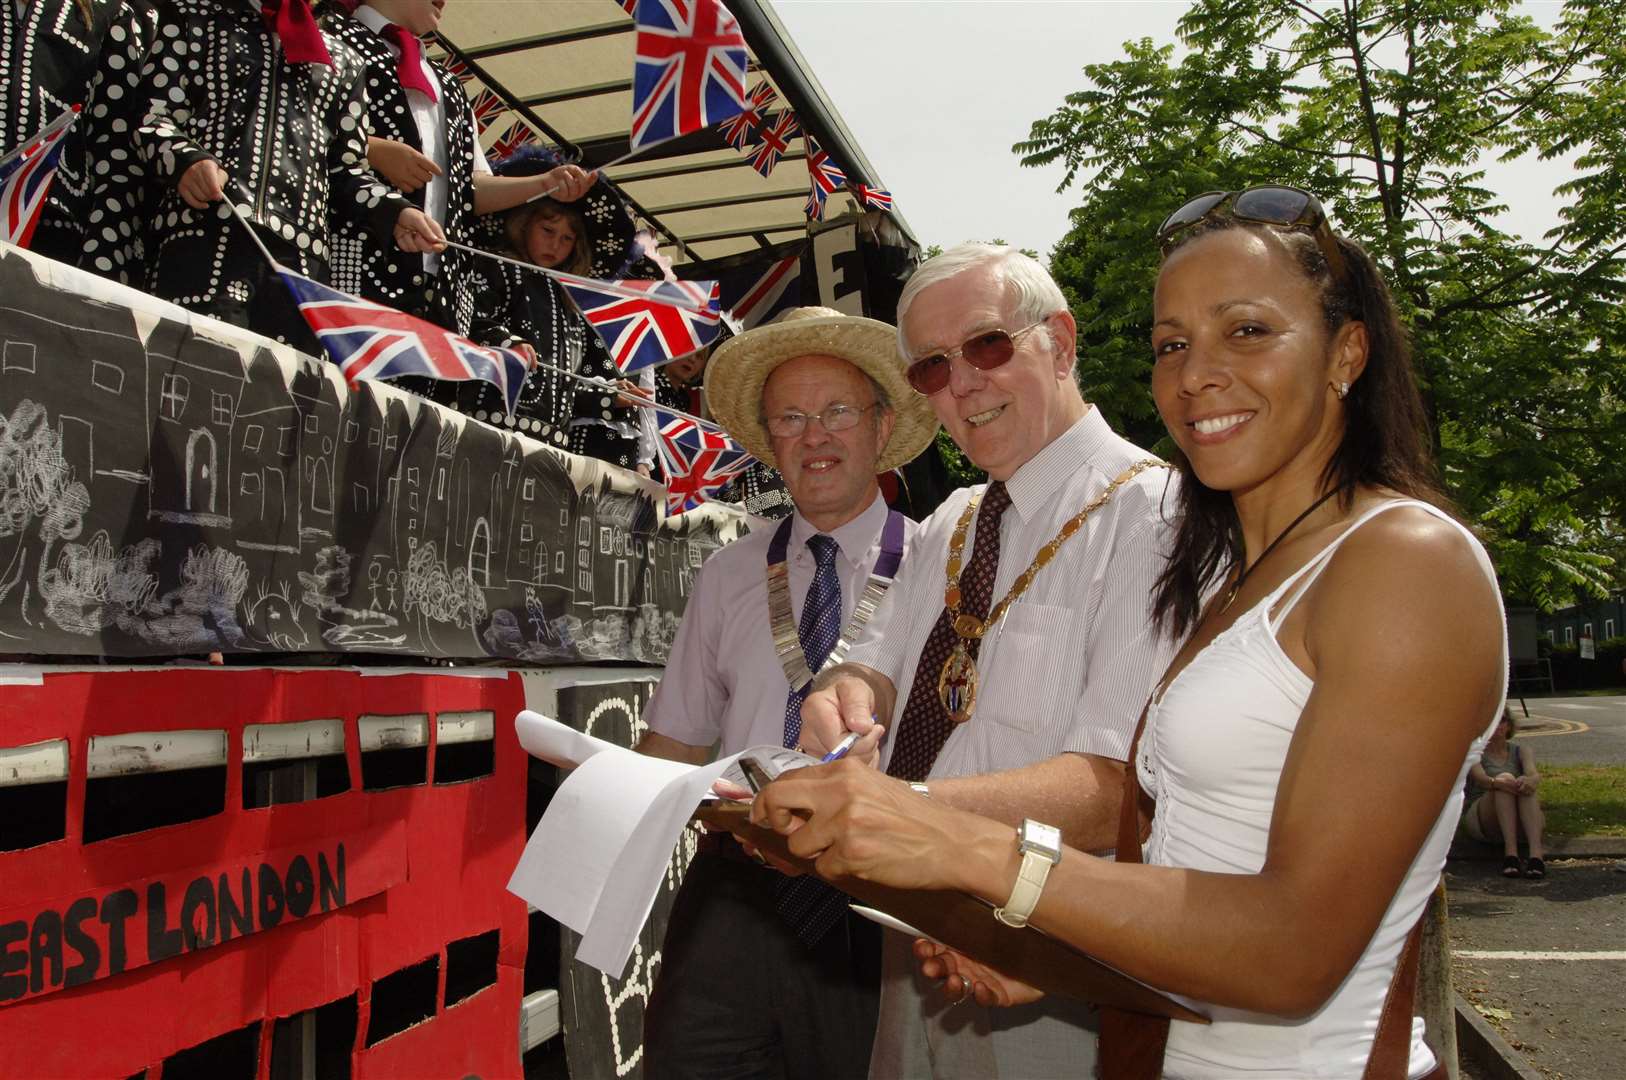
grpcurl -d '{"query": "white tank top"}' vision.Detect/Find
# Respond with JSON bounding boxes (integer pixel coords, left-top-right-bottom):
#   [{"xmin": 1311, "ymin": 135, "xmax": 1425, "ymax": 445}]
[{"xmin": 1136, "ymin": 500, "xmax": 1506, "ymax": 1079}]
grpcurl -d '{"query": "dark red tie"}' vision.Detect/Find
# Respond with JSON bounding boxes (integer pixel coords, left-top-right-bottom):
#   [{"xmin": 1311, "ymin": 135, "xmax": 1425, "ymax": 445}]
[
  {"xmin": 260, "ymin": 0, "xmax": 332, "ymax": 67},
  {"xmin": 381, "ymin": 24, "xmax": 440, "ymax": 102},
  {"xmin": 885, "ymin": 481, "xmax": 1011, "ymax": 782}
]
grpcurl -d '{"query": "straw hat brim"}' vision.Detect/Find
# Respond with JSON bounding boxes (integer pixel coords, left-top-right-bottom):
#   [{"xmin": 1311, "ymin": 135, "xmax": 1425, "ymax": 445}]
[{"xmin": 705, "ymin": 314, "xmax": 939, "ymax": 474}]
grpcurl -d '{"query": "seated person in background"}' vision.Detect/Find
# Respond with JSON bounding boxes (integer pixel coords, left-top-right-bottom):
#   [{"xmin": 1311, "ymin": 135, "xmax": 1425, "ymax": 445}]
[
  {"xmin": 2, "ymin": 0, "xmax": 160, "ymax": 283},
  {"xmin": 453, "ymin": 146, "xmax": 641, "ymax": 468},
  {"xmin": 132, "ymin": 0, "xmax": 443, "ymax": 352},
  {"xmin": 322, "ymin": 0, "xmax": 594, "ymax": 339},
  {"xmin": 1462, "ymin": 708, "xmax": 1546, "ymax": 878}
]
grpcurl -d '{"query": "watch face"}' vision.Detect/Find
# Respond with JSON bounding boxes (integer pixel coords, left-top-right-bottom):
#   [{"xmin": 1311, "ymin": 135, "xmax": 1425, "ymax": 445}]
[{"xmin": 1019, "ymin": 819, "xmax": 1062, "ymax": 860}]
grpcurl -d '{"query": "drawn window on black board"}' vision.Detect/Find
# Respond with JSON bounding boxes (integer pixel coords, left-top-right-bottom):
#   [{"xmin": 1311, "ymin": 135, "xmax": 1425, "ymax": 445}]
[{"xmin": 159, "ymin": 373, "xmax": 189, "ymax": 421}]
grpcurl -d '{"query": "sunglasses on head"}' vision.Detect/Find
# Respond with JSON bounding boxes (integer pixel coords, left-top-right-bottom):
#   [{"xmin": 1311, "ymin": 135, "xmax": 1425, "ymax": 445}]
[
  {"xmin": 1156, "ymin": 185, "xmax": 1350, "ymax": 285},
  {"xmin": 905, "ymin": 320, "xmax": 1048, "ymax": 396}
]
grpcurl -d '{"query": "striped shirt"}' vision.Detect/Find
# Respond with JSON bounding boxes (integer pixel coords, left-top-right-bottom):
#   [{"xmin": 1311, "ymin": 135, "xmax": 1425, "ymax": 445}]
[{"xmin": 851, "ymin": 407, "xmax": 1181, "ymax": 777}]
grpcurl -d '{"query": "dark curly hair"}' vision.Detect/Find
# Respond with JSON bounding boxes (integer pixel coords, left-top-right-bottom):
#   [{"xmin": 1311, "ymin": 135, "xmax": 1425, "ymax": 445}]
[{"xmin": 1150, "ymin": 217, "xmax": 1451, "ymax": 639}]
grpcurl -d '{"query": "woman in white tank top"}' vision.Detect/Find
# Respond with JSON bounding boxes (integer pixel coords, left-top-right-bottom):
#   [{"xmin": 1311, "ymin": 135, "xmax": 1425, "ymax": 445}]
[{"xmin": 752, "ymin": 191, "xmax": 1506, "ymax": 1078}]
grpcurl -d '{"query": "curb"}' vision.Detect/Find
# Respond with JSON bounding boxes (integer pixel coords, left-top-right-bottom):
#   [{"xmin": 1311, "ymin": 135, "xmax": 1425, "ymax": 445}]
[{"xmin": 1455, "ymin": 994, "xmax": 1544, "ymax": 1080}]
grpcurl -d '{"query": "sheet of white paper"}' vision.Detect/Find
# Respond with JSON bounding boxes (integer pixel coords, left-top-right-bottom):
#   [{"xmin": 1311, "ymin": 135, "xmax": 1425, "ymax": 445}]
[
  {"xmin": 513, "ymin": 708, "xmax": 622, "ymax": 769},
  {"xmin": 506, "ymin": 723, "xmax": 695, "ymax": 935},
  {"xmin": 505, "ymin": 711, "xmax": 823, "ymax": 977},
  {"xmin": 849, "ymin": 904, "xmax": 942, "ymax": 945}
]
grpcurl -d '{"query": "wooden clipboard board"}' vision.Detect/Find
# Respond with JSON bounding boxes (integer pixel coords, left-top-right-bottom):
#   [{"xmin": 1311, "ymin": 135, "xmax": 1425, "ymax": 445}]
[{"xmin": 693, "ymin": 801, "xmax": 1207, "ymax": 1025}]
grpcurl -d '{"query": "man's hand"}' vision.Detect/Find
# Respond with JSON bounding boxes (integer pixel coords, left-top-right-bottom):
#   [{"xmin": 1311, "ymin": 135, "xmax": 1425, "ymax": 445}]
[
  {"xmin": 538, "ymin": 164, "xmax": 596, "ymax": 203},
  {"xmin": 799, "ymin": 672, "xmax": 886, "ymax": 765},
  {"xmin": 915, "ymin": 939, "xmax": 1045, "ymax": 1009},
  {"xmin": 369, "ymin": 136, "xmax": 443, "ymax": 193},
  {"xmin": 178, "ymin": 159, "xmax": 228, "ymax": 209},
  {"xmin": 393, "ymin": 208, "xmax": 447, "ymax": 253}
]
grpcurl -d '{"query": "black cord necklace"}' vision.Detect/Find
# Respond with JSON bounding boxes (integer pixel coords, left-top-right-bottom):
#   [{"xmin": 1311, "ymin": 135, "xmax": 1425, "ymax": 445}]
[{"xmin": 1220, "ymin": 487, "xmax": 1342, "ymax": 613}]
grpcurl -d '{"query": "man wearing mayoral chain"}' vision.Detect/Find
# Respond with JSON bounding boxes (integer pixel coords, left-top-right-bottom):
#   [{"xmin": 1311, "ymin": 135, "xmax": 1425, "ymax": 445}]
[
  {"xmin": 635, "ymin": 307, "xmax": 940, "ymax": 1080},
  {"xmin": 794, "ymin": 244, "xmax": 1182, "ymax": 1078}
]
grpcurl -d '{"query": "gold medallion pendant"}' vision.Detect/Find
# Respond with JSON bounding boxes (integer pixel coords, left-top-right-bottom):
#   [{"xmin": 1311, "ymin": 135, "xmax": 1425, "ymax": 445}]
[{"xmin": 937, "ymin": 640, "xmax": 979, "ymax": 723}]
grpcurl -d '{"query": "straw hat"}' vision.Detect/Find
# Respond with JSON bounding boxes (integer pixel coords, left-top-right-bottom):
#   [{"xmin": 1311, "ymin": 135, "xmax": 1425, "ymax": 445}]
[{"xmin": 705, "ymin": 307, "xmax": 939, "ymax": 473}]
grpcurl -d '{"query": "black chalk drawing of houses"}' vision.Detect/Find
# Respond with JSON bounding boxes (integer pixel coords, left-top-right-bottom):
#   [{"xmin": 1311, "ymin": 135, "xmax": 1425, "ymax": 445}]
[{"xmin": 144, "ymin": 326, "xmax": 248, "ymax": 530}]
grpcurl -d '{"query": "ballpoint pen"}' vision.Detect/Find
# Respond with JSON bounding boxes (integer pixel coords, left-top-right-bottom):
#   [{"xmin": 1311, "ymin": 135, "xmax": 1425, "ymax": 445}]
[{"xmin": 820, "ymin": 730, "xmax": 862, "ymax": 763}]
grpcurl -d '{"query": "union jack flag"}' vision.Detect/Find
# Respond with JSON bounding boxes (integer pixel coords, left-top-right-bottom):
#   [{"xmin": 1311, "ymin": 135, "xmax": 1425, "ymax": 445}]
[
  {"xmin": 559, "ymin": 277, "xmax": 723, "ymax": 374},
  {"xmin": 489, "ymin": 120, "xmax": 536, "ymax": 160},
  {"xmin": 717, "ymin": 252, "xmax": 800, "ymax": 330},
  {"xmin": 468, "ymin": 88, "xmax": 506, "ymax": 132},
  {"xmin": 719, "ymin": 81, "xmax": 777, "ymax": 150},
  {"xmin": 804, "ymin": 136, "xmax": 846, "ymax": 220},
  {"xmin": 276, "ymin": 267, "xmax": 529, "ymax": 415},
  {"xmin": 848, "ymin": 182, "xmax": 893, "ymax": 212},
  {"xmin": 629, "ymin": 0, "xmax": 748, "ymax": 152},
  {"xmin": 746, "ymin": 111, "xmax": 799, "ymax": 177},
  {"xmin": 441, "ymin": 55, "xmax": 476, "ymax": 84},
  {"xmin": 0, "ymin": 107, "xmax": 77, "ymax": 248},
  {"xmin": 654, "ymin": 407, "xmax": 754, "ymax": 516},
  {"xmin": 617, "ymin": 0, "xmax": 638, "ymax": 13}
]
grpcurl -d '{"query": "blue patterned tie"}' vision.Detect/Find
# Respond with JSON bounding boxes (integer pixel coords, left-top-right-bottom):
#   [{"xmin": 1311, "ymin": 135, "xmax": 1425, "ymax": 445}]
[
  {"xmin": 782, "ymin": 533, "xmax": 841, "ymax": 749},
  {"xmin": 775, "ymin": 533, "xmax": 851, "ymax": 946}
]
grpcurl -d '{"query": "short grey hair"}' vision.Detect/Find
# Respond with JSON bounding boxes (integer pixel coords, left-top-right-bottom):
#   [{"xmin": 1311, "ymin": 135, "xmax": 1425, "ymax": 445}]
[{"xmin": 896, "ymin": 243, "xmax": 1069, "ymax": 356}]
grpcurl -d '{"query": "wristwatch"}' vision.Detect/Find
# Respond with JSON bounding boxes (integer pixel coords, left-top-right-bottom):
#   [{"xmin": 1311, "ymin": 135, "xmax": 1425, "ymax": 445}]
[{"xmin": 994, "ymin": 819, "xmax": 1062, "ymax": 928}]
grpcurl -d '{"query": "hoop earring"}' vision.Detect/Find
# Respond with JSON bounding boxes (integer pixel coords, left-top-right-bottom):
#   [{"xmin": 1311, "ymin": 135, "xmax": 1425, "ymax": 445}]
[{"xmin": 1335, "ymin": 381, "xmax": 1350, "ymax": 400}]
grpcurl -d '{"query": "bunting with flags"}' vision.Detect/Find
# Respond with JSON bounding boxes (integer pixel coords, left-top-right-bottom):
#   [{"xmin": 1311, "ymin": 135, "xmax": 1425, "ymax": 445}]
[
  {"xmin": 804, "ymin": 136, "xmax": 846, "ymax": 221},
  {"xmin": 654, "ymin": 406, "xmax": 754, "ymax": 516},
  {"xmin": 0, "ymin": 107, "xmax": 78, "ymax": 248},
  {"xmin": 847, "ymin": 182, "xmax": 893, "ymax": 212},
  {"xmin": 747, "ymin": 111, "xmax": 799, "ymax": 177},
  {"xmin": 558, "ymin": 277, "xmax": 723, "ymax": 374},
  {"xmin": 468, "ymin": 87, "xmax": 507, "ymax": 132},
  {"xmin": 489, "ymin": 120, "xmax": 536, "ymax": 160},
  {"xmin": 628, "ymin": 0, "xmax": 748, "ymax": 151},
  {"xmin": 275, "ymin": 266, "xmax": 529, "ymax": 415},
  {"xmin": 719, "ymin": 80, "xmax": 777, "ymax": 150}
]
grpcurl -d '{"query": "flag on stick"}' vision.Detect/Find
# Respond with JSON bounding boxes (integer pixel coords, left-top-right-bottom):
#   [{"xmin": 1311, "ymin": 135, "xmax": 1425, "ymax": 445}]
[
  {"xmin": 0, "ymin": 106, "xmax": 78, "ymax": 248},
  {"xmin": 275, "ymin": 266, "xmax": 529, "ymax": 415},
  {"xmin": 558, "ymin": 277, "xmax": 722, "ymax": 374},
  {"xmin": 628, "ymin": 0, "xmax": 747, "ymax": 151},
  {"xmin": 654, "ymin": 406, "xmax": 754, "ymax": 515}
]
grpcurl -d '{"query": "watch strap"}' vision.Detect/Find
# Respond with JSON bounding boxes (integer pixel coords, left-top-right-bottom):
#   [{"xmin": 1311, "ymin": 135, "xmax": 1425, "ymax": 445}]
[{"xmin": 995, "ymin": 846, "xmax": 1055, "ymax": 928}]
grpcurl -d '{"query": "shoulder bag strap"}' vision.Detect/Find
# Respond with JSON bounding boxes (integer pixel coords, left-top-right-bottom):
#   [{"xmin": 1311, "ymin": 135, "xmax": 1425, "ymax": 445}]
[{"xmin": 1096, "ymin": 704, "xmax": 1170, "ymax": 1080}]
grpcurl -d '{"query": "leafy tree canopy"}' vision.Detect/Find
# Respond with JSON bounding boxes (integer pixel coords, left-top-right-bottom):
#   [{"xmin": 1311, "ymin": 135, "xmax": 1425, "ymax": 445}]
[{"xmin": 1017, "ymin": 0, "xmax": 1625, "ymax": 610}]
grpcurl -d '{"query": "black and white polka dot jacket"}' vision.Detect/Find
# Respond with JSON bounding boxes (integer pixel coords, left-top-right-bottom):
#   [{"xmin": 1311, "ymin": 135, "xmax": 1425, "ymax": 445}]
[
  {"xmin": 132, "ymin": 0, "xmax": 409, "ymax": 306},
  {"xmin": 0, "ymin": 0, "xmax": 161, "ymax": 283},
  {"xmin": 320, "ymin": 11, "xmax": 485, "ymax": 338}
]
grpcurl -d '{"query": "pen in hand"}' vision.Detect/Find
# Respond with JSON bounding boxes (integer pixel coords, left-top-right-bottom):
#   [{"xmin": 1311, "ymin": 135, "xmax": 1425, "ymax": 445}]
[{"xmin": 820, "ymin": 730, "xmax": 862, "ymax": 764}]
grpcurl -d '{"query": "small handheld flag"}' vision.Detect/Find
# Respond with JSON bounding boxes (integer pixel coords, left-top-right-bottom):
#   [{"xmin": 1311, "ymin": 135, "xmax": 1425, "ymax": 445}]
[
  {"xmin": 0, "ymin": 107, "xmax": 79, "ymax": 249},
  {"xmin": 628, "ymin": 0, "xmax": 748, "ymax": 152},
  {"xmin": 276, "ymin": 266, "xmax": 530, "ymax": 415},
  {"xmin": 558, "ymin": 277, "xmax": 723, "ymax": 374},
  {"xmin": 654, "ymin": 406, "xmax": 754, "ymax": 515}
]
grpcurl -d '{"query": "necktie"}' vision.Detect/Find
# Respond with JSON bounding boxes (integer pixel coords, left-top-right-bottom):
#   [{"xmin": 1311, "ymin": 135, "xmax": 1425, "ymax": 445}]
[
  {"xmin": 775, "ymin": 534, "xmax": 852, "ymax": 947},
  {"xmin": 885, "ymin": 481, "xmax": 1012, "ymax": 782},
  {"xmin": 381, "ymin": 23, "xmax": 440, "ymax": 102},
  {"xmin": 781, "ymin": 533, "xmax": 841, "ymax": 749},
  {"xmin": 260, "ymin": 0, "xmax": 333, "ymax": 67}
]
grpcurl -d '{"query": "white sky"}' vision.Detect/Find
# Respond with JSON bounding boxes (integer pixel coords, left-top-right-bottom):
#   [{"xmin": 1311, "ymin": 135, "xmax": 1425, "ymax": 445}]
[{"xmin": 770, "ymin": 0, "xmax": 1571, "ymax": 256}]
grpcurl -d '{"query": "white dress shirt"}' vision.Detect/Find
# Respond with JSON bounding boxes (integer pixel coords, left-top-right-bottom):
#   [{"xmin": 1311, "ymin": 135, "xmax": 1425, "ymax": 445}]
[
  {"xmin": 644, "ymin": 492, "xmax": 916, "ymax": 756},
  {"xmin": 849, "ymin": 408, "xmax": 1183, "ymax": 1079},
  {"xmin": 355, "ymin": 5, "xmax": 490, "ymax": 275}
]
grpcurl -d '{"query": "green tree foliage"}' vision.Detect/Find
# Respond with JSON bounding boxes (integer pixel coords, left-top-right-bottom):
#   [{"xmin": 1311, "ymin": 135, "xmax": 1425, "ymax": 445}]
[{"xmin": 1018, "ymin": 0, "xmax": 1625, "ymax": 609}]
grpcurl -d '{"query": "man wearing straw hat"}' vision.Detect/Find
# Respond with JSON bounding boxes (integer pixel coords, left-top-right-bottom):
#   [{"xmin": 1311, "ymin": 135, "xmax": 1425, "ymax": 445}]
[{"xmin": 635, "ymin": 307, "xmax": 939, "ymax": 1080}]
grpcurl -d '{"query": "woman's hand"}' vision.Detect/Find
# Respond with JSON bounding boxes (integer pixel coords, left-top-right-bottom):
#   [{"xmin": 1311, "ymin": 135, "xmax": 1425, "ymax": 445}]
[
  {"xmin": 748, "ymin": 761, "xmax": 1009, "ymax": 894},
  {"xmin": 1516, "ymin": 775, "xmax": 1540, "ymax": 796},
  {"xmin": 369, "ymin": 137, "xmax": 442, "ymax": 193},
  {"xmin": 915, "ymin": 939, "xmax": 1045, "ymax": 1008}
]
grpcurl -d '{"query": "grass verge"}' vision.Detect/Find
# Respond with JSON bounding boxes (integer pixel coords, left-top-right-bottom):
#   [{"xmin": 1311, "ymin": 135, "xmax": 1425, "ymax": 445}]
[{"xmin": 1540, "ymin": 764, "xmax": 1626, "ymax": 837}]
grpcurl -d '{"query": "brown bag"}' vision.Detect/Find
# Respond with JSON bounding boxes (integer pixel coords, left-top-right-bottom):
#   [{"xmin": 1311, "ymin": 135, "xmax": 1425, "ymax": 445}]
[{"xmin": 1095, "ymin": 709, "xmax": 1440, "ymax": 1080}]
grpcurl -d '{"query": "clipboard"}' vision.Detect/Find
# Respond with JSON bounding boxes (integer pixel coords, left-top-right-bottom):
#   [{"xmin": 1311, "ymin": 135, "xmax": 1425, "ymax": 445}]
[{"xmin": 692, "ymin": 801, "xmax": 1207, "ymax": 1025}]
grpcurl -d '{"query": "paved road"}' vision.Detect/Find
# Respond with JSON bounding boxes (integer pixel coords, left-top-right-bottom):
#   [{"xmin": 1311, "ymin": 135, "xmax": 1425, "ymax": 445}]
[
  {"xmin": 1448, "ymin": 856, "xmax": 1626, "ymax": 1080},
  {"xmin": 1504, "ymin": 693, "xmax": 1626, "ymax": 767}
]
